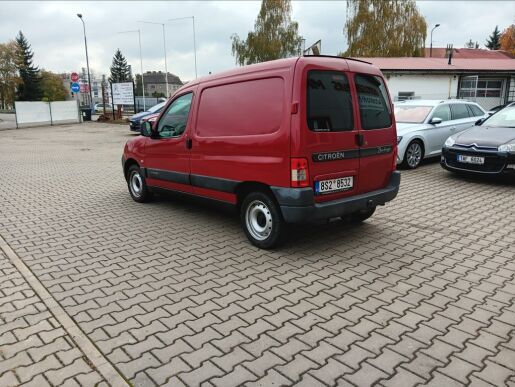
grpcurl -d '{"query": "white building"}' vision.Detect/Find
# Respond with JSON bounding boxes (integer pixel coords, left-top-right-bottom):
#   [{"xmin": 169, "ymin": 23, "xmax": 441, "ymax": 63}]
[{"xmin": 361, "ymin": 57, "xmax": 515, "ymax": 110}]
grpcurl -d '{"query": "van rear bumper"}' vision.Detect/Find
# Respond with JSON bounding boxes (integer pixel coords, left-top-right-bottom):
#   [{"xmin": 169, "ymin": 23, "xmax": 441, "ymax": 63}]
[{"xmin": 272, "ymin": 171, "xmax": 401, "ymax": 223}]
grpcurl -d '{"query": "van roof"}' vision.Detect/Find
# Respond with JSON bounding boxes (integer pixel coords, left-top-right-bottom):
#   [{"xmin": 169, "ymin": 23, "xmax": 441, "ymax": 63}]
[{"xmin": 176, "ymin": 55, "xmax": 383, "ymax": 93}]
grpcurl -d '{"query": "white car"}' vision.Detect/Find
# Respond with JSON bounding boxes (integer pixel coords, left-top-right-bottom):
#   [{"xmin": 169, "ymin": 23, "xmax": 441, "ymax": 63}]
[{"xmin": 394, "ymin": 100, "xmax": 488, "ymax": 169}]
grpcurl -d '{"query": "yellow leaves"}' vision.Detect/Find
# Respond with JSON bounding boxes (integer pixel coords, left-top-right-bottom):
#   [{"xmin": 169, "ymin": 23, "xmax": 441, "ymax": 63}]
[
  {"xmin": 344, "ymin": 0, "xmax": 427, "ymax": 57},
  {"xmin": 500, "ymin": 24, "xmax": 515, "ymax": 55}
]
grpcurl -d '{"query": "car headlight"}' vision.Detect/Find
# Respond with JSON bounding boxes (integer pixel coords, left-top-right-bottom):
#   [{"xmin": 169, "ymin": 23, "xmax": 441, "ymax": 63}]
[
  {"xmin": 444, "ymin": 136, "xmax": 456, "ymax": 147},
  {"xmin": 498, "ymin": 143, "xmax": 515, "ymax": 152},
  {"xmin": 397, "ymin": 136, "xmax": 402, "ymax": 144}
]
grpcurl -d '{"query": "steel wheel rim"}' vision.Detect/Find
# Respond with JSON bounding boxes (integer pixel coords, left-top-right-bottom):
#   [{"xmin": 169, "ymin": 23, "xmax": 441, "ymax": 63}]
[
  {"xmin": 130, "ymin": 171, "xmax": 143, "ymax": 197},
  {"xmin": 245, "ymin": 200, "xmax": 273, "ymax": 241},
  {"xmin": 407, "ymin": 143, "xmax": 422, "ymax": 168}
]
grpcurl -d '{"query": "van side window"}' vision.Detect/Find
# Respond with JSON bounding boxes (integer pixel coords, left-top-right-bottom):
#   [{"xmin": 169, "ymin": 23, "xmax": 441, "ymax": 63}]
[
  {"xmin": 355, "ymin": 74, "xmax": 392, "ymax": 130},
  {"xmin": 307, "ymin": 71, "xmax": 353, "ymax": 132},
  {"xmin": 431, "ymin": 104, "xmax": 451, "ymax": 122},
  {"xmin": 196, "ymin": 78, "xmax": 284, "ymax": 137},
  {"xmin": 157, "ymin": 93, "xmax": 193, "ymax": 138},
  {"xmin": 450, "ymin": 103, "xmax": 470, "ymax": 120}
]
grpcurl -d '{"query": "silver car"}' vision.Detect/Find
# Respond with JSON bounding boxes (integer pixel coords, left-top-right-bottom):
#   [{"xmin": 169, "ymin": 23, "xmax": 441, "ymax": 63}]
[{"xmin": 394, "ymin": 100, "xmax": 487, "ymax": 169}]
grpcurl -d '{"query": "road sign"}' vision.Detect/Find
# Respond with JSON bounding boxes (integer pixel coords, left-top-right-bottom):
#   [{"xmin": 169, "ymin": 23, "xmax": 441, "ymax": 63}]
[
  {"xmin": 71, "ymin": 72, "xmax": 79, "ymax": 82},
  {"xmin": 112, "ymin": 82, "xmax": 134, "ymax": 105},
  {"xmin": 71, "ymin": 82, "xmax": 80, "ymax": 93},
  {"xmin": 80, "ymin": 83, "xmax": 90, "ymax": 93}
]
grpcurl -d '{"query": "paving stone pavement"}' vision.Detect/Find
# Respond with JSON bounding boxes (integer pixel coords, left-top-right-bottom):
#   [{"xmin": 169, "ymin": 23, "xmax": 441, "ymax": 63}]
[
  {"xmin": 0, "ymin": 123, "xmax": 514, "ymax": 387},
  {"xmin": 0, "ymin": 249, "xmax": 106, "ymax": 386}
]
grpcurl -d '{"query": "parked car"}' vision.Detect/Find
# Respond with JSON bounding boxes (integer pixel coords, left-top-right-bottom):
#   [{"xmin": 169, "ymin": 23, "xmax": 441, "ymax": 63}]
[
  {"xmin": 122, "ymin": 56, "xmax": 401, "ymax": 248},
  {"xmin": 129, "ymin": 101, "xmax": 166, "ymax": 132},
  {"xmin": 441, "ymin": 104, "xmax": 515, "ymax": 176},
  {"xmin": 394, "ymin": 100, "xmax": 487, "ymax": 169},
  {"xmin": 487, "ymin": 101, "xmax": 514, "ymax": 116},
  {"xmin": 93, "ymin": 103, "xmax": 113, "ymax": 113}
]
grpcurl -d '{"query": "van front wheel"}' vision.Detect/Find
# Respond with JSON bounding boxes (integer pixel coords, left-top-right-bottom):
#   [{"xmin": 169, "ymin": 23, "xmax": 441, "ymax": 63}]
[
  {"xmin": 241, "ymin": 192, "xmax": 283, "ymax": 249},
  {"xmin": 127, "ymin": 165, "xmax": 152, "ymax": 203}
]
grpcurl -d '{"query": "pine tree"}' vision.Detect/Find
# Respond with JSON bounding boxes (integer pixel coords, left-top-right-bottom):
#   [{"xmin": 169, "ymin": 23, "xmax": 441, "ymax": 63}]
[
  {"xmin": 109, "ymin": 49, "xmax": 132, "ymax": 83},
  {"xmin": 231, "ymin": 0, "xmax": 302, "ymax": 65},
  {"xmin": 343, "ymin": 0, "xmax": 427, "ymax": 57},
  {"xmin": 15, "ymin": 31, "xmax": 42, "ymax": 101},
  {"xmin": 486, "ymin": 26, "xmax": 501, "ymax": 50}
]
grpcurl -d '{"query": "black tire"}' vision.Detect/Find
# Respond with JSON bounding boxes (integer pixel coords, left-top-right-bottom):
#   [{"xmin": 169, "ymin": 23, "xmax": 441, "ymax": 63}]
[
  {"xmin": 127, "ymin": 165, "xmax": 152, "ymax": 203},
  {"xmin": 402, "ymin": 140, "xmax": 424, "ymax": 169},
  {"xmin": 240, "ymin": 191, "xmax": 284, "ymax": 249},
  {"xmin": 350, "ymin": 206, "xmax": 376, "ymax": 223}
]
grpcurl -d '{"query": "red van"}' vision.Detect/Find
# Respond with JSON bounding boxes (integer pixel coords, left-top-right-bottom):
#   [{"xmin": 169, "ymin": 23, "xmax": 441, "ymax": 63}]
[{"xmin": 122, "ymin": 56, "xmax": 400, "ymax": 248}]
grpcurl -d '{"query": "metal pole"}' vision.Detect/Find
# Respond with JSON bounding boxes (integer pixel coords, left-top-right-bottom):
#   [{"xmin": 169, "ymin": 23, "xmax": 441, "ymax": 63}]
[
  {"xmin": 78, "ymin": 15, "xmax": 93, "ymax": 108},
  {"xmin": 192, "ymin": 16, "xmax": 198, "ymax": 78},
  {"xmin": 138, "ymin": 30, "xmax": 146, "ymax": 110},
  {"xmin": 430, "ymin": 24, "xmax": 440, "ymax": 58},
  {"xmin": 162, "ymin": 24, "xmax": 169, "ymax": 97}
]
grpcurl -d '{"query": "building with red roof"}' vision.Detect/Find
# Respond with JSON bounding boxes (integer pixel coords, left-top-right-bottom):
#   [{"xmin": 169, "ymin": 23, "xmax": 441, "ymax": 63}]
[{"xmin": 355, "ymin": 53, "xmax": 515, "ymax": 110}]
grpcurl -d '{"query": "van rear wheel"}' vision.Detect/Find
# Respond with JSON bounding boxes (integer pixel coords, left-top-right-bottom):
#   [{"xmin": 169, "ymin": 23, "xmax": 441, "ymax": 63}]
[{"xmin": 241, "ymin": 192, "xmax": 283, "ymax": 249}]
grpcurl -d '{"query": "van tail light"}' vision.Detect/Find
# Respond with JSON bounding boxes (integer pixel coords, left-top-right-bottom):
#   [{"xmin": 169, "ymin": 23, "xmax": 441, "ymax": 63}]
[{"xmin": 291, "ymin": 158, "xmax": 310, "ymax": 188}]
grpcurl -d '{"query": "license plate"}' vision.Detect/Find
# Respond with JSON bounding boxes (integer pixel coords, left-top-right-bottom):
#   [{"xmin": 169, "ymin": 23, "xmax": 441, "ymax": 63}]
[
  {"xmin": 315, "ymin": 176, "xmax": 353, "ymax": 194},
  {"xmin": 457, "ymin": 154, "xmax": 485, "ymax": 165}
]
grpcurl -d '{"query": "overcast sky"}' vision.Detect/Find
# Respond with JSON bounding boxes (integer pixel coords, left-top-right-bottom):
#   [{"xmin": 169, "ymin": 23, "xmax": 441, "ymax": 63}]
[{"xmin": 0, "ymin": 1, "xmax": 513, "ymax": 82}]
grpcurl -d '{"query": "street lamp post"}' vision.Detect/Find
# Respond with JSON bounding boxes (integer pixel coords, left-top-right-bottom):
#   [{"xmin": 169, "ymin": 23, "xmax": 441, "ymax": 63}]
[
  {"xmin": 430, "ymin": 24, "xmax": 440, "ymax": 58},
  {"xmin": 118, "ymin": 29, "xmax": 146, "ymax": 110},
  {"xmin": 77, "ymin": 13, "xmax": 93, "ymax": 108},
  {"xmin": 167, "ymin": 16, "xmax": 198, "ymax": 79},
  {"xmin": 139, "ymin": 21, "xmax": 169, "ymax": 97}
]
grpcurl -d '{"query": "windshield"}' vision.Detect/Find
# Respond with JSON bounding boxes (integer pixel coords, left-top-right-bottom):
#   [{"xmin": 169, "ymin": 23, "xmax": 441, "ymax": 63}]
[
  {"xmin": 482, "ymin": 106, "xmax": 515, "ymax": 127},
  {"xmin": 394, "ymin": 105, "xmax": 433, "ymax": 124},
  {"xmin": 148, "ymin": 101, "xmax": 166, "ymax": 113}
]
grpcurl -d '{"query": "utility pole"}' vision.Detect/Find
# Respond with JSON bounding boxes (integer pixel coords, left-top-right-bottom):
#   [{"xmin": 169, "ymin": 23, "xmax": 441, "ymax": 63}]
[
  {"xmin": 139, "ymin": 21, "xmax": 169, "ymax": 96},
  {"xmin": 118, "ymin": 29, "xmax": 146, "ymax": 110},
  {"xmin": 77, "ymin": 14, "xmax": 93, "ymax": 107},
  {"xmin": 430, "ymin": 24, "xmax": 441, "ymax": 58}
]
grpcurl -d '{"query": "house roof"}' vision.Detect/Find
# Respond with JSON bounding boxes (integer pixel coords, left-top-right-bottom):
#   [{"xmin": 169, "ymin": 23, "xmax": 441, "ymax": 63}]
[
  {"xmin": 143, "ymin": 71, "xmax": 183, "ymax": 85},
  {"xmin": 357, "ymin": 57, "xmax": 515, "ymax": 72},
  {"xmin": 423, "ymin": 48, "xmax": 514, "ymax": 59}
]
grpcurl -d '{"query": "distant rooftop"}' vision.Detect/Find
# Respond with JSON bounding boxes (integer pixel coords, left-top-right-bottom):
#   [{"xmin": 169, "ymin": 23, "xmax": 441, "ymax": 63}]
[
  {"xmin": 143, "ymin": 71, "xmax": 183, "ymax": 85},
  {"xmin": 356, "ymin": 57, "xmax": 515, "ymax": 72},
  {"xmin": 424, "ymin": 47, "xmax": 514, "ymax": 59}
]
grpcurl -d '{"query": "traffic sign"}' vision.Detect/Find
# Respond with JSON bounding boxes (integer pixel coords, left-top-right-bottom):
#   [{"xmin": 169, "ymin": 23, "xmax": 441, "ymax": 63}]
[
  {"xmin": 71, "ymin": 72, "xmax": 79, "ymax": 82},
  {"xmin": 71, "ymin": 82, "xmax": 80, "ymax": 93}
]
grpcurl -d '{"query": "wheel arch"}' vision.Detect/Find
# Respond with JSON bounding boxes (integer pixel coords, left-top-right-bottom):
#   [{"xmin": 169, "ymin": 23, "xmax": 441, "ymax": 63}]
[{"xmin": 123, "ymin": 158, "xmax": 140, "ymax": 181}]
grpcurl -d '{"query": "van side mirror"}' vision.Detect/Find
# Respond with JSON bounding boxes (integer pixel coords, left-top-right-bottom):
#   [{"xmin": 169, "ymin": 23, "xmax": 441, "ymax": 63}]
[
  {"xmin": 429, "ymin": 117, "xmax": 442, "ymax": 125},
  {"xmin": 141, "ymin": 121, "xmax": 153, "ymax": 137}
]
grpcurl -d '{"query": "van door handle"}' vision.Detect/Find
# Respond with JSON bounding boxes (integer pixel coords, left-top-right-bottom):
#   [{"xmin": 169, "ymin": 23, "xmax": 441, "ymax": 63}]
[
  {"xmin": 356, "ymin": 133, "xmax": 364, "ymax": 147},
  {"xmin": 185, "ymin": 138, "xmax": 192, "ymax": 149}
]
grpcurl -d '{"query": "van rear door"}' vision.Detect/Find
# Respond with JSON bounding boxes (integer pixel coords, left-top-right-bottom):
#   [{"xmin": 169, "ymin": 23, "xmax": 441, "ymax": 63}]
[
  {"xmin": 353, "ymin": 73, "xmax": 396, "ymax": 193},
  {"xmin": 301, "ymin": 69, "xmax": 361, "ymax": 203}
]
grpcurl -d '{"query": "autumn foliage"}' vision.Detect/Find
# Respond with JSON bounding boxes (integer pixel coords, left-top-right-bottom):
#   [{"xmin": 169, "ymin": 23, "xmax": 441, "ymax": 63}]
[
  {"xmin": 343, "ymin": 0, "xmax": 427, "ymax": 57},
  {"xmin": 500, "ymin": 24, "xmax": 515, "ymax": 55}
]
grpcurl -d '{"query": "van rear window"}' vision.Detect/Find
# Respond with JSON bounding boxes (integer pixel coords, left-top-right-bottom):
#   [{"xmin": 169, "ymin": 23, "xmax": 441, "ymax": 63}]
[
  {"xmin": 355, "ymin": 74, "xmax": 392, "ymax": 130},
  {"xmin": 307, "ymin": 71, "xmax": 353, "ymax": 132}
]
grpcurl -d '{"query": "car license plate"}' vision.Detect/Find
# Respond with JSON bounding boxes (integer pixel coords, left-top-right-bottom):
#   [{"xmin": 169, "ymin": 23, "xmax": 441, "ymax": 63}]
[
  {"xmin": 315, "ymin": 176, "xmax": 353, "ymax": 194},
  {"xmin": 457, "ymin": 155, "xmax": 485, "ymax": 165}
]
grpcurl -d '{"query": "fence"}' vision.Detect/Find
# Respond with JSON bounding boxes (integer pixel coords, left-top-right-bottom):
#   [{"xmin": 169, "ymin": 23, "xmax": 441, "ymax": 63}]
[
  {"xmin": 14, "ymin": 101, "xmax": 81, "ymax": 128},
  {"xmin": 135, "ymin": 97, "xmax": 166, "ymax": 113}
]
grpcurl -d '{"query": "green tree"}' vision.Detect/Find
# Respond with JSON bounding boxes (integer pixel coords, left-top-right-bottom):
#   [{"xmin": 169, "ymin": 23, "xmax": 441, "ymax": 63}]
[
  {"xmin": 342, "ymin": 0, "xmax": 427, "ymax": 57},
  {"xmin": 40, "ymin": 70, "xmax": 68, "ymax": 102},
  {"xmin": 15, "ymin": 31, "xmax": 42, "ymax": 100},
  {"xmin": 486, "ymin": 26, "xmax": 501, "ymax": 50},
  {"xmin": 465, "ymin": 39, "xmax": 479, "ymax": 49},
  {"xmin": 109, "ymin": 49, "xmax": 132, "ymax": 83},
  {"xmin": 0, "ymin": 41, "xmax": 21, "ymax": 109},
  {"xmin": 231, "ymin": 0, "xmax": 302, "ymax": 65},
  {"xmin": 135, "ymin": 73, "xmax": 143, "ymax": 96}
]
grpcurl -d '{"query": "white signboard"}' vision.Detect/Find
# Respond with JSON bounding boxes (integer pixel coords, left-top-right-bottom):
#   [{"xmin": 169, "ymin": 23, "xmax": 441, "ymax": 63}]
[
  {"xmin": 50, "ymin": 101, "xmax": 80, "ymax": 123},
  {"xmin": 15, "ymin": 101, "xmax": 51, "ymax": 125},
  {"xmin": 111, "ymin": 82, "xmax": 134, "ymax": 105}
]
